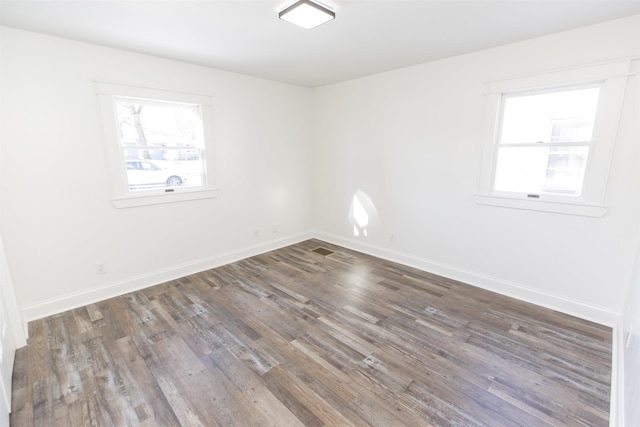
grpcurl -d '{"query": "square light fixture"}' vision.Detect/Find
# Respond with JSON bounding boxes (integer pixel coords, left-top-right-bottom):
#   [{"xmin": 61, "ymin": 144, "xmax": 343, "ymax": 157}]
[{"xmin": 279, "ymin": 0, "xmax": 335, "ymax": 30}]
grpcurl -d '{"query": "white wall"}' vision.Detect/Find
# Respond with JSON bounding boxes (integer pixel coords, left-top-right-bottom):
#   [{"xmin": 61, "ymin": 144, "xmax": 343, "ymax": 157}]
[
  {"xmin": 2, "ymin": 13, "xmax": 640, "ymax": 426},
  {"xmin": 0, "ymin": 28, "xmax": 26, "ymax": 424},
  {"xmin": 622, "ymin": 22, "xmax": 640, "ymax": 424},
  {"xmin": 623, "ymin": 248, "xmax": 640, "ymax": 426},
  {"xmin": 1, "ymin": 14, "xmax": 639, "ymax": 328},
  {"xmin": 310, "ymin": 15, "xmax": 640, "ymax": 323},
  {"xmin": 0, "ymin": 27, "xmax": 313, "ymax": 321},
  {"xmin": 2, "ymin": 15, "xmax": 639, "ymax": 323}
]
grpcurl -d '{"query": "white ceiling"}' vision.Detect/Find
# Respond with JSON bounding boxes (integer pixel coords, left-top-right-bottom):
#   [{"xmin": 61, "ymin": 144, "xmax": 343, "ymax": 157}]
[{"xmin": 1, "ymin": 1, "xmax": 639, "ymax": 87}]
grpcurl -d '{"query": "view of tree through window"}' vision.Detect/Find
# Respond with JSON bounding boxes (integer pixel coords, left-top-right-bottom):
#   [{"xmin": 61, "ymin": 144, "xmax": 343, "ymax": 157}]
[{"xmin": 115, "ymin": 97, "xmax": 206, "ymax": 191}]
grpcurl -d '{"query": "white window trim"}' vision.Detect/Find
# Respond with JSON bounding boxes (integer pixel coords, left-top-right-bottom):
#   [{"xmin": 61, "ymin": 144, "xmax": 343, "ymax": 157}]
[
  {"xmin": 473, "ymin": 194, "xmax": 608, "ymax": 217},
  {"xmin": 475, "ymin": 59, "xmax": 632, "ymax": 217},
  {"xmin": 96, "ymin": 81, "xmax": 218, "ymax": 208}
]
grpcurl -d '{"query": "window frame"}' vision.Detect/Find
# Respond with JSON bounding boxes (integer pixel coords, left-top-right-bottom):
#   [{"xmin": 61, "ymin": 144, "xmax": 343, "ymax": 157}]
[
  {"xmin": 492, "ymin": 82, "xmax": 601, "ymax": 200},
  {"xmin": 96, "ymin": 81, "xmax": 218, "ymax": 208},
  {"xmin": 475, "ymin": 60, "xmax": 631, "ymax": 217}
]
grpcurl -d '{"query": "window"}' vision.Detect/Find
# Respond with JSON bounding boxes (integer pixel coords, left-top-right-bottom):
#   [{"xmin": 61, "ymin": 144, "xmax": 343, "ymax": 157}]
[
  {"xmin": 475, "ymin": 60, "xmax": 631, "ymax": 217},
  {"xmin": 96, "ymin": 82, "xmax": 217, "ymax": 208},
  {"xmin": 494, "ymin": 85, "xmax": 599, "ymax": 197}
]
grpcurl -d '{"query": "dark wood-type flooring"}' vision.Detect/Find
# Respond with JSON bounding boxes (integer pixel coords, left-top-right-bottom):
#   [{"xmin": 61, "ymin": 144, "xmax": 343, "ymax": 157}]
[{"xmin": 11, "ymin": 239, "xmax": 612, "ymax": 426}]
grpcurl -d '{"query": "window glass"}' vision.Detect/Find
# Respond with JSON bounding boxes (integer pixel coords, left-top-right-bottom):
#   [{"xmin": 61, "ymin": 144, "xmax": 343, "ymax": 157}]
[
  {"xmin": 498, "ymin": 87, "xmax": 600, "ymax": 145},
  {"xmin": 475, "ymin": 59, "xmax": 630, "ymax": 216},
  {"xmin": 114, "ymin": 97, "xmax": 206, "ymax": 192},
  {"xmin": 494, "ymin": 86, "xmax": 599, "ymax": 197},
  {"xmin": 494, "ymin": 146, "xmax": 589, "ymax": 195}
]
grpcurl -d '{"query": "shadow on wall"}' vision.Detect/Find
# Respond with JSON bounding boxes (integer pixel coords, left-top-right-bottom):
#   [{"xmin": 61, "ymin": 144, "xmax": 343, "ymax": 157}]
[{"xmin": 348, "ymin": 190, "xmax": 379, "ymax": 237}]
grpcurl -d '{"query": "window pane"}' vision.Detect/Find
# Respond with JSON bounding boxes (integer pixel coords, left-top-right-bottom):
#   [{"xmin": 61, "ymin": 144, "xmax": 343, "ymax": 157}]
[
  {"xmin": 544, "ymin": 146, "xmax": 589, "ymax": 194},
  {"xmin": 115, "ymin": 98, "xmax": 203, "ymax": 147},
  {"xmin": 123, "ymin": 158, "xmax": 204, "ymax": 191},
  {"xmin": 123, "ymin": 147, "xmax": 201, "ymax": 161},
  {"xmin": 115, "ymin": 97, "xmax": 206, "ymax": 192},
  {"xmin": 499, "ymin": 87, "xmax": 600, "ymax": 144},
  {"xmin": 494, "ymin": 146, "xmax": 588, "ymax": 196}
]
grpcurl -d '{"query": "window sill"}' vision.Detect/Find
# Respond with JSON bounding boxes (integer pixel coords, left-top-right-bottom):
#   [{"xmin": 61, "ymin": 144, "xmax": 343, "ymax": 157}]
[
  {"xmin": 473, "ymin": 194, "xmax": 608, "ymax": 217},
  {"xmin": 112, "ymin": 188, "xmax": 219, "ymax": 208}
]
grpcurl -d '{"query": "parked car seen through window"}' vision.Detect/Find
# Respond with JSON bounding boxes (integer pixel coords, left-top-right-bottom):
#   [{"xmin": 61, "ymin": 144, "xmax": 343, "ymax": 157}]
[{"xmin": 125, "ymin": 160, "xmax": 187, "ymax": 189}]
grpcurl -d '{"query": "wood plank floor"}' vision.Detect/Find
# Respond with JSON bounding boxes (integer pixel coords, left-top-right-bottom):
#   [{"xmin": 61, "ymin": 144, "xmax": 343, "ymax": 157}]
[{"xmin": 11, "ymin": 239, "xmax": 612, "ymax": 426}]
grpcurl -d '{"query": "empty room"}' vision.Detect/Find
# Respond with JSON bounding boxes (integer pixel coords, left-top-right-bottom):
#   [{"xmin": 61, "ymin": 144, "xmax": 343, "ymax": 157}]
[{"xmin": 1, "ymin": 1, "xmax": 640, "ymax": 426}]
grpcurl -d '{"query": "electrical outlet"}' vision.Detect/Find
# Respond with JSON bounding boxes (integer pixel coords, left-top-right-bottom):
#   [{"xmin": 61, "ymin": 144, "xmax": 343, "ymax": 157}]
[
  {"xmin": 390, "ymin": 232, "xmax": 396, "ymax": 242},
  {"xmin": 253, "ymin": 228, "xmax": 259, "ymax": 238},
  {"xmin": 96, "ymin": 262, "xmax": 106, "ymax": 275}
]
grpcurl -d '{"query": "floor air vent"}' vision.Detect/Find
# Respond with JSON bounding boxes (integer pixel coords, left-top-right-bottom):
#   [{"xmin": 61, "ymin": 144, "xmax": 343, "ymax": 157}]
[{"xmin": 312, "ymin": 247, "xmax": 334, "ymax": 256}]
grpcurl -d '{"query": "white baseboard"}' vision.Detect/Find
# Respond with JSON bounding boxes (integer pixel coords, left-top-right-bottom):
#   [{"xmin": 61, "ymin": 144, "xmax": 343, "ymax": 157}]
[
  {"xmin": 18, "ymin": 230, "xmax": 624, "ymax": 423},
  {"xmin": 312, "ymin": 231, "xmax": 620, "ymax": 327},
  {"xmin": 20, "ymin": 232, "xmax": 313, "ymax": 330},
  {"xmin": 610, "ymin": 316, "xmax": 625, "ymax": 427},
  {"xmin": 22, "ymin": 230, "xmax": 620, "ymax": 328},
  {"xmin": 312, "ymin": 231, "xmax": 625, "ymax": 424}
]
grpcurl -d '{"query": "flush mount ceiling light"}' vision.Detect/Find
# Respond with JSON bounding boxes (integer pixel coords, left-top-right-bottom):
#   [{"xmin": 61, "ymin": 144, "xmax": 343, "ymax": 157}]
[{"xmin": 279, "ymin": 0, "xmax": 335, "ymax": 30}]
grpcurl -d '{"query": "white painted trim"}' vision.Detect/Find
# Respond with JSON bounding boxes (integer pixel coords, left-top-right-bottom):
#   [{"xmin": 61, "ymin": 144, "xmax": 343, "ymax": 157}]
[
  {"xmin": 17, "ymin": 229, "xmax": 623, "ymax": 422},
  {"xmin": 473, "ymin": 194, "xmax": 609, "ymax": 217},
  {"xmin": 610, "ymin": 315, "xmax": 624, "ymax": 427},
  {"xmin": 477, "ymin": 60, "xmax": 631, "ymax": 212},
  {"xmin": 312, "ymin": 231, "xmax": 620, "ymax": 327},
  {"xmin": 21, "ymin": 229, "xmax": 619, "ymax": 326},
  {"xmin": 0, "ymin": 236, "xmax": 26, "ymax": 347},
  {"xmin": 94, "ymin": 81, "xmax": 212, "ymax": 106},
  {"xmin": 20, "ymin": 232, "xmax": 313, "ymax": 327},
  {"xmin": 95, "ymin": 81, "xmax": 217, "ymax": 205},
  {"xmin": 484, "ymin": 59, "xmax": 632, "ymax": 92},
  {"xmin": 112, "ymin": 188, "xmax": 219, "ymax": 208}
]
